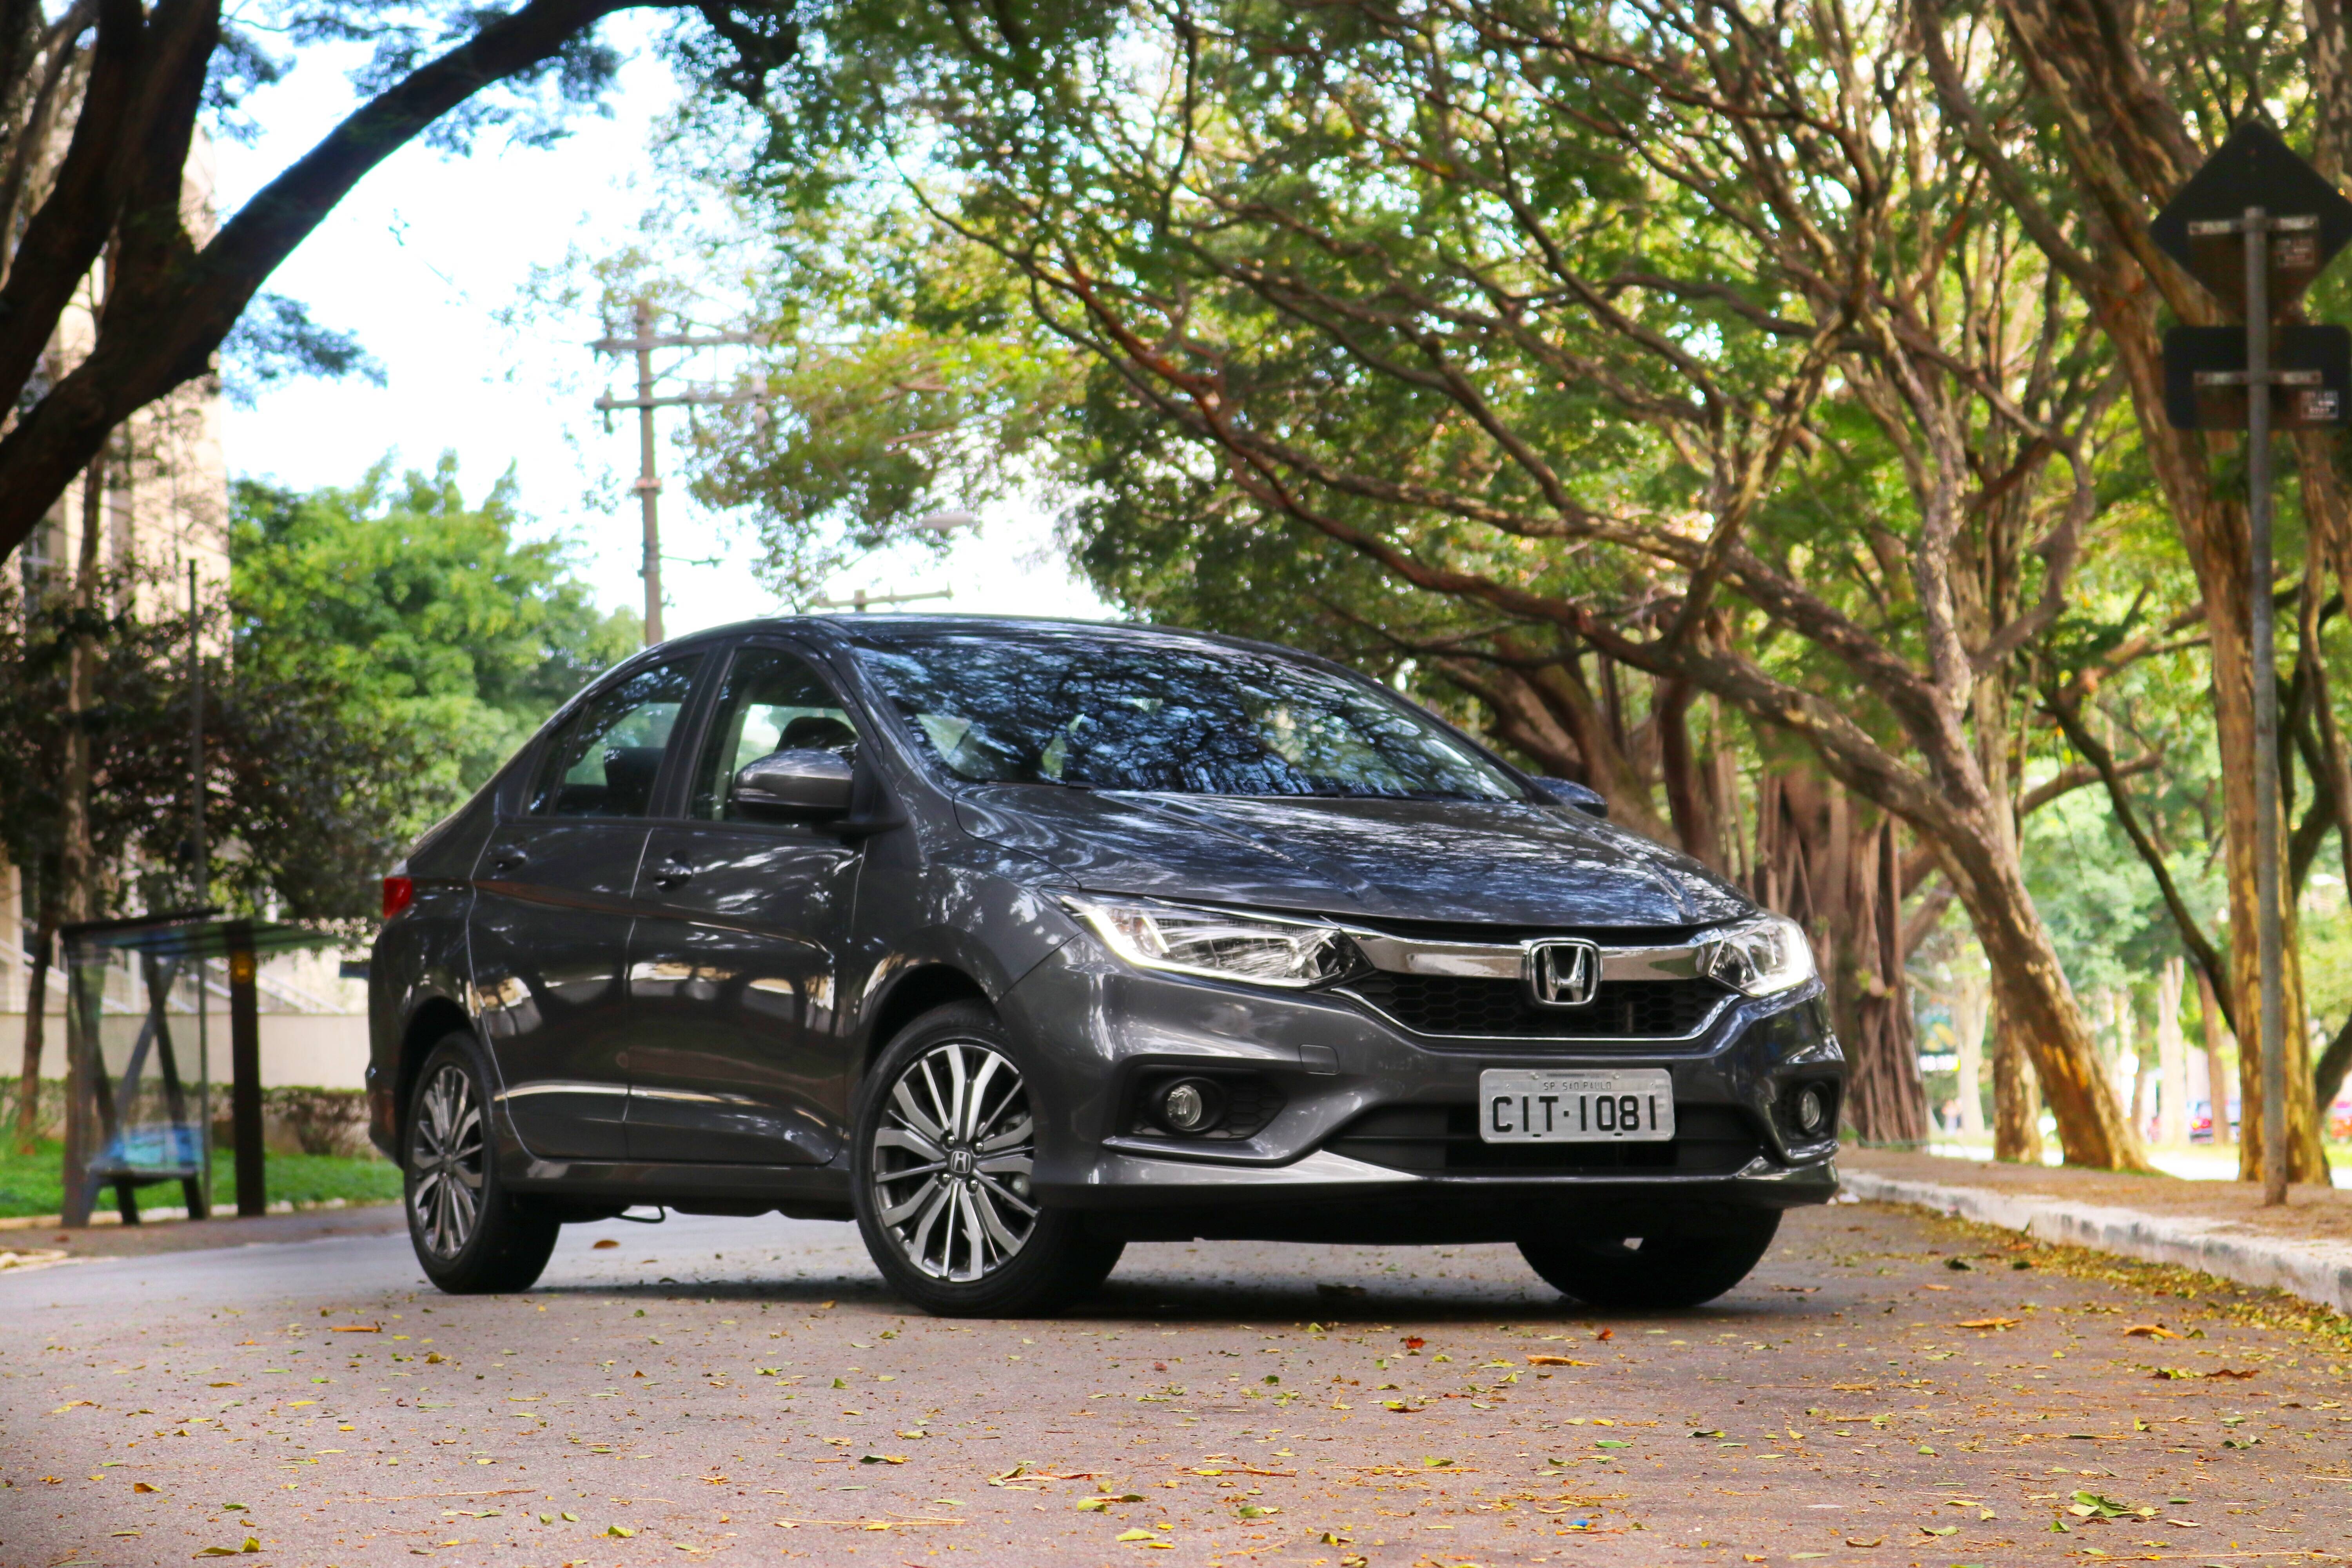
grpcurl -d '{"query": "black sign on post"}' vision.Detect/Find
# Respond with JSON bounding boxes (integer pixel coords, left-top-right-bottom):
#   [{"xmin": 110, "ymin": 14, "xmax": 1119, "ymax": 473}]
[
  {"xmin": 2164, "ymin": 324, "xmax": 2352, "ymax": 429},
  {"xmin": 2153, "ymin": 123, "xmax": 2352, "ymax": 1205},
  {"xmin": 2152, "ymin": 122, "xmax": 2352, "ymax": 311}
]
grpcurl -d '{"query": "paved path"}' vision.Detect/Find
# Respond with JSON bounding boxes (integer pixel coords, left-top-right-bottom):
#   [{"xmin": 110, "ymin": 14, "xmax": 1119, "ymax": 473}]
[{"xmin": 5, "ymin": 1201, "xmax": 2349, "ymax": 1567}]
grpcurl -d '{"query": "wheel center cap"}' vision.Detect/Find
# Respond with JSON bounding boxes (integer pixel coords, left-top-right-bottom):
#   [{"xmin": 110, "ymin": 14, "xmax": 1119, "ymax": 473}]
[{"xmin": 947, "ymin": 1147, "xmax": 976, "ymax": 1178}]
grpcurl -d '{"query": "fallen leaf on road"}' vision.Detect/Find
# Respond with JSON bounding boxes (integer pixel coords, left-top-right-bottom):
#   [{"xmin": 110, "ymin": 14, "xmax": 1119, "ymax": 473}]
[
  {"xmin": 1844, "ymin": 1537, "xmax": 1882, "ymax": 1548},
  {"xmin": 1831, "ymin": 1383, "xmax": 1874, "ymax": 1392},
  {"xmin": 133, "ymin": 1482, "xmax": 162, "ymax": 1494},
  {"xmin": 1115, "ymin": 1529, "xmax": 1158, "ymax": 1541},
  {"xmin": 50, "ymin": 1400, "xmax": 94, "ymax": 1413},
  {"xmin": 1920, "ymin": 1524, "xmax": 1958, "ymax": 1535},
  {"xmin": 1526, "ymin": 1355, "xmax": 1590, "ymax": 1367},
  {"xmin": 605, "ymin": 1525, "xmax": 634, "ymax": 1537},
  {"xmin": 1919, "ymin": 1283, "xmax": 1951, "ymax": 1291},
  {"xmin": 1774, "ymin": 1285, "xmax": 1819, "ymax": 1294},
  {"xmin": 2122, "ymin": 1324, "xmax": 2178, "ymax": 1339},
  {"xmin": 857, "ymin": 1455, "xmax": 906, "ymax": 1465},
  {"xmin": 593, "ymin": 1239, "xmax": 619, "ymax": 1249},
  {"xmin": 328, "ymin": 1325, "xmax": 379, "ymax": 1334},
  {"xmin": 1594, "ymin": 1328, "xmax": 1613, "ymax": 1342},
  {"xmin": 2166, "ymin": 1519, "xmax": 2202, "ymax": 1528},
  {"xmin": 1955, "ymin": 1318, "xmax": 2020, "ymax": 1331},
  {"xmin": 192, "ymin": 1539, "xmax": 261, "ymax": 1557},
  {"xmin": 2205, "ymin": 1367, "xmax": 2257, "ymax": 1379}
]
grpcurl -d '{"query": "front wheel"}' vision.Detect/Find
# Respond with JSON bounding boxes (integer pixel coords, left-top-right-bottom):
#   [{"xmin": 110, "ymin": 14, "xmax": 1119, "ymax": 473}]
[
  {"xmin": 405, "ymin": 1033, "xmax": 558, "ymax": 1294},
  {"xmin": 1519, "ymin": 1209, "xmax": 1780, "ymax": 1309},
  {"xmin": 851, "ymin": 1002, "xmax": 1122, "ymax": 1317}
]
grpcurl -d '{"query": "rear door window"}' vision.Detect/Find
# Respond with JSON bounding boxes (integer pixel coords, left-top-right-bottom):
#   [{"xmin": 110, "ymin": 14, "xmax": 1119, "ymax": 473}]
[{"xmin": 527, "ymin": 658, "xmax": 703, "ymax": 817}]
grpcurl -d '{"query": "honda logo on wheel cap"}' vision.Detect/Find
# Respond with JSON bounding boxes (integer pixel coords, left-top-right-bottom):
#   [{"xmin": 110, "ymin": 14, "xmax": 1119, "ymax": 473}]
[{"xmin": 1524, "ymin": 939, "xmax": 1601, "ymax": 1007}]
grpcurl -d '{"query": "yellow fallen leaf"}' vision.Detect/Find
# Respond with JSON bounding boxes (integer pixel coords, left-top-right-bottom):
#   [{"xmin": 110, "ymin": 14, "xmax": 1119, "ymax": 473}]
[
  {"xmin": 51, "ymin": 1400, "xmax": 94, "ymax": 1413},
  {"xmin": 328, "ymin": 1324, "xmax": 379, "ymax": 1333},
  {"xmin": 1526, "ymin": 1355, "xmax": 1592, "ymax": 1367},
  {"xmin": 2122, "ymin": 1324, "xmax": 2179, "ymax": 1339},
  {"xmin": 1955, "ymin": 1318, "xmax": 2020, "ymax": 1331},
  {"xmin": 133, "ymin": 1482, "xmax": 163, "ymax": 1494},
  {"xmin": 1116, "ymin": 1529, "xmax": 1158, "ymax": 1541}
]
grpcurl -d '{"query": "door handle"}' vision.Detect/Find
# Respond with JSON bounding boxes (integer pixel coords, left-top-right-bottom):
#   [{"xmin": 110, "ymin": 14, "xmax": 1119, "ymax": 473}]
[
  {"xmin": 651, "ymin": 858, "xmax": 696, "ymax": 888},
  {"xmin": 489, "ymin": 848, "xmax": 527, "ymax": 873}
]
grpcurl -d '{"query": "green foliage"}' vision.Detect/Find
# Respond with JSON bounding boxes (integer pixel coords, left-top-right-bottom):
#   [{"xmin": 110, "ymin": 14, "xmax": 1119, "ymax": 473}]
[
  {"xmin": 0, "ymin": 1140, "xmax": 399, "ymax": 1220},
  {"xmin": 232, "ymin": 454, "xmax": 639, "ymax": 807}
]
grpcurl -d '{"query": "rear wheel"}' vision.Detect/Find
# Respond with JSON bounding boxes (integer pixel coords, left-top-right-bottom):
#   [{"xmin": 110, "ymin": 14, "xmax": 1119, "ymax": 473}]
[
  {"xmin": 405, "ymin": 1033, "xmax": 558, "ymax": 1294},
  {"xmin": 851, "ymin": 1002, "xmax": 1122, "ymax": 1317},
  {"xmin": 1518, "ymin": 1209, "xmax": 1780, "ymax": 1309}
]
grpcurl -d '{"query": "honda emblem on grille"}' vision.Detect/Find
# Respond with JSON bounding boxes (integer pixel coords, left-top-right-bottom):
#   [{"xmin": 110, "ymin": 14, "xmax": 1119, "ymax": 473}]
[{"xmin": 1524, "ymin": 939, "xmax": 1602, "ymax": 1007}]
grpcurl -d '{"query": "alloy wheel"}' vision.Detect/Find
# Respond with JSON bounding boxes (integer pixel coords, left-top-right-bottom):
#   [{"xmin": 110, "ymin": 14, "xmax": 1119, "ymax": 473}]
[
  {"xmin": 410, "ymin": 1062, "xmax": 485, "ymax": 1259},
  {"xmin": 869, "ymin": 1040, "xmax": 1038, "ymax": 1280}
]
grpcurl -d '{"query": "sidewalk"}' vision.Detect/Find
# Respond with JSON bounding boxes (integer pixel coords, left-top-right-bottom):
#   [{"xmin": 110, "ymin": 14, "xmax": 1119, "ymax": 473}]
[
  {"xmin": 0, "ymin": 1201, "xmax": 404, "ymax": 1266},
  {"xmin": 1840, "ymin": 1145, "xmax": 2352, "ymax": 1317}
]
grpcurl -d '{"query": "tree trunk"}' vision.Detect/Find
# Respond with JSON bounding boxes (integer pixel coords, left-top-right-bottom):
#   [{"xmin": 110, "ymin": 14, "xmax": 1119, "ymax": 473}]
[
  {"xmin": 1919, "ymin": 791, "xmax": 2149, "ymax": 1169},
  {"xmin": 2156, "ymin": 957, "xmax": 2188, "ymax": 1146},
  {"xmin": 1656, "ymin": 676, "xmax": 1720, "ymax": 870},
  {"xmin": 1753, "ymin": 773, "xmax": 1926, "ymax": 1143},
  {"xmin": 1952, "ymin": 965, "xmax": 1989, "ymax": 1139},
  {"xmin": 2195, "ymin": 963, "xmax": 2236, "ymax": 1145},
  {"xmin": 13, "ymin": 889, "xmax": 52, "ymax": 1154},
  {"xmin": 1990, "ymin": 996, "xmax": 2043, "ymax": 1163},
  {"xmin": 2106, "ymin": 309, "xmax": 2327, "ymax": 1182}
]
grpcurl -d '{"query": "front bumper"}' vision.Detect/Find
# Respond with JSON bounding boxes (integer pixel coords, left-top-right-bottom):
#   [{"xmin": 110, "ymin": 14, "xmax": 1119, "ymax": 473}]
[{"xmin": 996, "ymin": 940, "xmax": 1844, "ymax": 1242}]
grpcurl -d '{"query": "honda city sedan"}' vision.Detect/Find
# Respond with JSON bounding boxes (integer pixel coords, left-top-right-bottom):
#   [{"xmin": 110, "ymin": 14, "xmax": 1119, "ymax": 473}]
[{"xmin": 369, "ymin": 617, "xmax": 1844, "ymax": 1314}]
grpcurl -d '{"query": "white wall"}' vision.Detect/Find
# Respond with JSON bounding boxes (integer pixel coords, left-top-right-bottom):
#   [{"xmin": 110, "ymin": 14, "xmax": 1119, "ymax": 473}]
[{"xmin": 0, "ymin": 1011, "xmax": 369, "ymax": 1089}]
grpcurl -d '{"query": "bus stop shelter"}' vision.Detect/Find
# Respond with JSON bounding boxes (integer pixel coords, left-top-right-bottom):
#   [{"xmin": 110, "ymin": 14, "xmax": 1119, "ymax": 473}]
[{"xmin": 58, "ymin": 910, "xmax": 345, "ymax": 1227}]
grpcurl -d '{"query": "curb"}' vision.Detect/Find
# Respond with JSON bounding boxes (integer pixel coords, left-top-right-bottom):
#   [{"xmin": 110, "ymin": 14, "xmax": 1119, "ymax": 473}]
[{"xmin": 1839, "ymin": 1170, "xmax": 2352, "ymax": 1319}]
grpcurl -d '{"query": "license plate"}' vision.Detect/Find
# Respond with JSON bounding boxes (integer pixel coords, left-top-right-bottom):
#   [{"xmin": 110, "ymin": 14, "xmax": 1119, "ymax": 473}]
[{"xmin": 1478, "ymin": 1069, "xmax": 1675, "ymax": 1143}]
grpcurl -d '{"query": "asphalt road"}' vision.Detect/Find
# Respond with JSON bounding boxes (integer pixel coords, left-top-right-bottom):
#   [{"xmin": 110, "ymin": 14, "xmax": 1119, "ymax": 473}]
[{"xmin": 5, "ymin": 1198, "xmax": 2349, "ymax": 1568}]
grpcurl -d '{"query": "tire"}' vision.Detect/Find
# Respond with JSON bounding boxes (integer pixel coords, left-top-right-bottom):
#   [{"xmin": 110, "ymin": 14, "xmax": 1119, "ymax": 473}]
[
  {"xmin": 1518, "ymin": 1208, "xmax": 1781, "ymax": 1309},
  {"xmin": 851, "ymin": 1001, "xmax": 1123, "ymax": 1317},
  {"xmin": 404, "ymin": 1031, "xmax": 559, "ymax": 1294}
]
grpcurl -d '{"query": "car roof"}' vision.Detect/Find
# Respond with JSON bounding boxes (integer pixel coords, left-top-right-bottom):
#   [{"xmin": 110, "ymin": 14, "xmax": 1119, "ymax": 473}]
[{"xmin": 661, "ymin": 613, "xmax": 1329, "ymax": 665}]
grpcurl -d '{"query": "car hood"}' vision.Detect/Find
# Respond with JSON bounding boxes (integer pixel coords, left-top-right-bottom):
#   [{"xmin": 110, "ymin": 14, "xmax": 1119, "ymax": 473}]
[{"xmin": 952, "ymin": 788, "xmax": 1751, "ymax": 930}]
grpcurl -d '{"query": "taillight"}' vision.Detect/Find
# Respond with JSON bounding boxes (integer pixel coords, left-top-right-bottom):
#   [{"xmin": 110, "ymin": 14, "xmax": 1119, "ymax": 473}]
[{"xmin": 382, "ymin": 876, "xmax": 415, "ymax": 919}]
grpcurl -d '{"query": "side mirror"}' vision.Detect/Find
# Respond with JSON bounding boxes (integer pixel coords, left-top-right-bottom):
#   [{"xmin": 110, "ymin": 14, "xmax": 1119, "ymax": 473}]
[
  {"xmin": 1532, "ymin": 777, "xmax": 1610, "ymax": 818},
  {"xmin": 733, "ymin": 749, "xmax": 855, "ymax": 820}
]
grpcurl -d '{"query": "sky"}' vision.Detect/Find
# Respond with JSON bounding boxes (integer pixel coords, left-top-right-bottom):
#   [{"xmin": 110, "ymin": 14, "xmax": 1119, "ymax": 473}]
[{"xmin": 211, "ymin": 20, "xmax": 1112, "ymax": 638}]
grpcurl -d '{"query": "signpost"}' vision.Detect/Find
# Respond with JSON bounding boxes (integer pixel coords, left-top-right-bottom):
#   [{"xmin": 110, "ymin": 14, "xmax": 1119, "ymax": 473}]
[{"xmin": 2155, "ymin": 122, "xmax": 2352, "ymax": 1204}]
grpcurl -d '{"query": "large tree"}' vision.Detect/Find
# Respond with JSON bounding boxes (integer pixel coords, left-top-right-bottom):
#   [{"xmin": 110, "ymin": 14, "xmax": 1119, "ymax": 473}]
[
  {"xmin": 686, "ymin": 0, "xmax": 2156, "ymax": 1165},
  {"xmin": 0, "ymin": 0, "xmax": 809, "ymax": 566},
  {"xmin": 232, "ymin": 454, "xmax": 641, "ymax": 800},
  {"xmin": 1914, "ymin": 0, "xmax": 2345, "ymax": 1180}
]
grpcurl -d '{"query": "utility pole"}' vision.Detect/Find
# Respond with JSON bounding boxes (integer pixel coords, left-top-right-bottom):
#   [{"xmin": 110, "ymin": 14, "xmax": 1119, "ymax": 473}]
[{"xmin": 591, "ymin": 297, "xmax": 762, "ymax": 646}]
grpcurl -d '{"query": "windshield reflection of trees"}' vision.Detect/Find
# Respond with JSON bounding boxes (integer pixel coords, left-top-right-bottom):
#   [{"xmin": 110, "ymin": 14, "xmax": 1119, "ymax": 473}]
[{"xmin": 851, "ymin": 633, "xmax": 1519, "ymax": 800}]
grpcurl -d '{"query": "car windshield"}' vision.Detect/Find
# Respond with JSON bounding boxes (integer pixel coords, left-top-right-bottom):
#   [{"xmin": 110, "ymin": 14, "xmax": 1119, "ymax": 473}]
[{"xmin": 846, "ymin": 628, "xmax": 1525, "ymax": 801}]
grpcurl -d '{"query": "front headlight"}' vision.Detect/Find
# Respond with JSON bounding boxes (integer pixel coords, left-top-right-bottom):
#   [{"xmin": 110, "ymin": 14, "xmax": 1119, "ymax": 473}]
[
  {"xmin": 1062, "ymin": 897, "xmax": 1355, "ymax": 988},
  {"xmin": 1704, "ymin": 913, "xmax": 1816, "ymax": 997}
]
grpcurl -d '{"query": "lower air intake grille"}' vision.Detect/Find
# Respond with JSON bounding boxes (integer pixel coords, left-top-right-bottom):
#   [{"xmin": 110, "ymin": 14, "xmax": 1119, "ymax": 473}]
[
  {"xmin": 1339, "ymin": 974, "xmax": 1729, "ymax": 1040},
  {"xmin": 1326, "ymin": 1103, "xmax": 1761, "ymax": 1174}
]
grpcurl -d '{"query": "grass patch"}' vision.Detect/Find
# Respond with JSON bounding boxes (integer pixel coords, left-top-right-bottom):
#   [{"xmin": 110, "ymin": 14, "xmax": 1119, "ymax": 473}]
[{"xmin": 0, "ymin": 1138, "xmax": 400, "ymax": 1220}]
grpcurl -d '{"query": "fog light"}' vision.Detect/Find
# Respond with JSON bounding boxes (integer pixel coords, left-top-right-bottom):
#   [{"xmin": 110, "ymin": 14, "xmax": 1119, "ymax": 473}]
[
  {"xmin": 1158, "ymin": 1078, "xmax": 1226, "ymax": 1134},
  {"xmin": 1794, "ymin": 1085, "xmax": 1828, "ymax": 1136}
]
